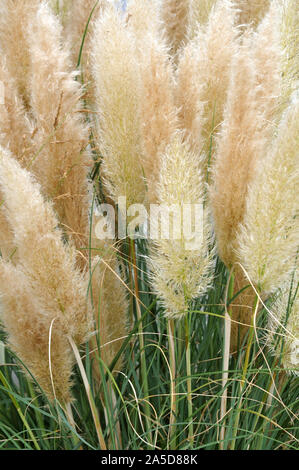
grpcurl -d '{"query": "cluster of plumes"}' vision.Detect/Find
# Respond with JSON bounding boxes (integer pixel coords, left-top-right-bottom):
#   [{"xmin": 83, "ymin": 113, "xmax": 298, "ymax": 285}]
[
  {"xmin": 0, "ymin": 1, "xmax": 129, "ymax": 403},
  {"xmin": 209, "ymin": 0, "xmax": 298, "ymax": 362},
  {"xmin": 0, "ymin": 0, "xmax": 298, "ymax": 402},
  {"xmin": 78, "ymin": 0, "xmax": 298, "ymax": 368},
  {"xmin": 90, "ymin": 0, "xmax": 296, "ymax": 364},
  {"xmin": 90, "ymin": 0, "xmax": 243, "ymax": 319}
]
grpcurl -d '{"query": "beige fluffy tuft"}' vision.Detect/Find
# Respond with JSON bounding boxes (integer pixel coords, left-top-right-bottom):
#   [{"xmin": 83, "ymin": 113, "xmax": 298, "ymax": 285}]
[
  {"xmin": 138, "ymin": 33, "xmax": 178, "ymax": 205},
  {"xmin": 280, "ymin": 0, "xmax": 299, "ymax": 113},
  {"xmin": 29, "ymin": 2, "xmax": 91, "ymax": 258},
  {"xmin": 210, "ymin": 34, "xmax": 267, "ymax": 267},
  {"xmin": 235, "ymin": 0, "xmax": 271, "ymax": 28},
  {"xmin": 236, "ymin": 97, "xmax": 299, "ymax": 296},
  {"xmin": 0, "ymin": 261, "xmax": 74, "ymax": 403},
  {"xmin": 149, "ymin": 133, "xmax": 214, "ymax": 318},
  {"xmin": 126, "ymin": 0, "xmax": 161, "ymax": 44},
  {"xmin": 91, "ymin": 6, "xmax": 146, "ymax": 209},
  {"xmin": 188, "ymin": 0, "xmax": 217, "ymax": 38},
  {"xmin": 0, "ymin": 0, "xmax": 42, "ymax": 106},
  {"xmin": 0, "ymin": 147, "xmax": 93, "ymax": 400},
  {"xmin": 176, "ymin": 1, "xmax": 237, "ymax": 171},
  {"xmin": 160, "ymin": 0, "xmax": 191, "ymax": 58},
  {"xmin": 252, "ymin": 2, "xmax": 283, "ymax": 125}
]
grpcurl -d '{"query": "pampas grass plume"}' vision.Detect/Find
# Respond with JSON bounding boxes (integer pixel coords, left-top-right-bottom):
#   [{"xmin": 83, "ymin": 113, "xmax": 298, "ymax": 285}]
[
  {"xmin": 91, "ymin": 6, "xmax": 146, "ymax": 209},
  {"xmin": 150, "ymin": 133, "xmax": 214, "ymax": 318},
  {"xmin": 138, "ymin": 32, "xmax": 178, "ymax": 205},
  {"xmin": 236, "ymin": 96, "xmax": 299, "ymax": 296},
  {"xmin": 29, "ymin": 2, "xmax": 91, "ymax": 256},
  {"xmin": 0, "ymin": 148, "xmax": 92, "ymax": 344},
  {"xmin": 0, "ymin": 0, "xmax": 42, "ymax": 106},
  {"xmin": 235, "ymin": 0, "xmax": 271, "ymax": 28},
  {"xmin": 280, "ymin": 0, "xmax": 299, "ymax": 112},
  {"xmin": 188, "ymin": 0, "xmax": 217, "ymax": 37},
  {"xmin": 210, "ymin": 33, "xmax": 266, "ymax": 267},
  {"xmin": 0, "ymin": 261, "xmax": 74, "ymax": 403},
  {"xmin": 0, "ymin": 148, "xmax": 92, "ymax": 401},
  {"xmin": 160, "ymin": 0, "xmax": 191, "ymax": 58},
  {"xmin": 126, "ymin": 0, "xmax": 161, "ymax": 44},
  {"xmin": 176, "ymin": 0, "xmax": 237, "ymax": 166}
]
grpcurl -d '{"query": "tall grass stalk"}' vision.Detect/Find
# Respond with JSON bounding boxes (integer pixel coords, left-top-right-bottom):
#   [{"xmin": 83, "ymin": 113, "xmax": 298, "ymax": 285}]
[
  {"xmin": 220, "ymin": 270, "xmax": 234, "ymax": 448},
  {"xmin": 185, "ymin": 312, "xmax": 194, "ymax": 445},
  {"xmin": 167, "ymin": 319, "xmax": 177, "ymax": 449},
  {"xmin": 68, "ymin": 336, "xmax": 106, "ymax": 450},
  {"xmin": 230, "ymin": 295, "xmax": 260, "ymax": 450},
  {"xmin": 130, "ymin": 239, "xmax": 152, "ymax": 447}
]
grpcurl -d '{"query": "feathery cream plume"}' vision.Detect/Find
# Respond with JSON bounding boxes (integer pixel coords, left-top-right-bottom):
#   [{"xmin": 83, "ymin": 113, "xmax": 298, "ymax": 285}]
[
  {"xmin": 126, "ymin": 0, "xmax": 161, "ymax": 44},
  {"xmin": 0, "ymin": 61, "xmax": 34, "ymax": 259},
  {"xmin": 149, "ymin": 133, "xmax": 214, "ymax": 318},
  {"xmin": 0, "ymin": 148, "xmax": 92, "ymax": 344},
  {"xmin": 0, "ymin": 0, "xmax": 42, "ymax": 107},
  {"xmin": 91, "ymin": 6, "xmax": 146, "ymax": 209},
  {"xmin": 210, "ymin": 33, "xmax": 267, "ymax": 267},
  {"xmin": 0, "ymin": 261, "xmax": 74, "ymax": 403},
  {"xmin": 175, "ymin": 39, "xmax": 205, "ymax": 157},
  {"xmin": 209, "ymin": 33, "xmax": 271, "ymax": 348},
  {"xmin": 0, "ymin": 49, "xmax": 36, "ymax": 259},
  {"xmin": 126, "ymin": 0, "xmax": 177, "ymax": 204},
  {"xmin": 0, "ymin": 58, "xmax": 33, "ymax": 162},
  {"xmin": 176, "ymin": 0, "xmax": 237, "ymax": 169},
  {"xmin": 236, "ymin": 96, "xmax": 299, "ymax": 296},
  {"xmin": 0, "ymin": 72, "xmax": 30, "ymax": 261},
  {"xmin": 29, "ymin": 2, "xmax": 91, "ymax": 258},
  {"xmin": 49, "ymin": 0, "xmax": 72, "ymax": 20},
  {"xmin": 138, "ymin": 33, "xmax": 178, "ymax": 205},
  {"xmin": 209, "ymin": 7, "xmax": 285, "ymax": 348},
  {"xmin": 64, "ymin": 0, "xmax": 107, "ymax": 88},
  {"xmin": 280, "ymin": 0, "xmax": 299, "ymax": 113},
  {"xmin": 0, "ymin": 210, "xmax": 13, "ymax": 261},
  {"xmin": 188, "ymin": 0, "xmax": 217, "ymax": 38},
  {"xmin": 0, "ymin": 147, "xmax": 92, "ymax": 400},
  {"xmin": 160, "ymin": 0, "xmax": 191, "ymax": 58},
  {"xmin": 235, "ymin": 0, "xmax": 271, "ymax": 28},
  {"xmin": 0, "ymin": 60, "xmax": 32, "ymax": 259},
  {"xmin": 252, "ymin": 2, "xmax": 283, "ymax": 126}
]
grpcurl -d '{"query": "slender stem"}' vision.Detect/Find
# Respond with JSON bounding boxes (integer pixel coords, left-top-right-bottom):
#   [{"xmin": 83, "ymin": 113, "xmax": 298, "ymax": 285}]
[
  {"xmin": 64, "ymin": 402, "xmax": 82, "ymax": 449},
  {"xmin": 241, "ymin": 295, "xmax": 259, "ymax": 387},
  {"xmin": 220, "ymin": 271, "xmax": 234, "ymax": 449},
  {"xmin": 185, "ymin": 313, "xmax": 194, "ymax": 445},
  {"xmin": 111, "ymin": 386, "xmax": 122, "ymax": 450},
  {"xmin": 230, "ymin": 295, "xmax": 259, "ymax": 450},
  {"xmin": 130, "ymin": 239, "xmax": 152, "ymax": 446},
  {"xmin": 68, "ymin": 336, "xmax": 107, "ymax": 450},
  {"xmin": 167, "ymin": 319, "xmax": 177, "ymax": 450}
]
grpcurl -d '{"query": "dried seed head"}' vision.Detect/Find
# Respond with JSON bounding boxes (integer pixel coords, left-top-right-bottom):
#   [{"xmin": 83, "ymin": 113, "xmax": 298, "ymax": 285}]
[{"xmin": 236, "ymin": 97, "xmax": 299, "ymax": 295}]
